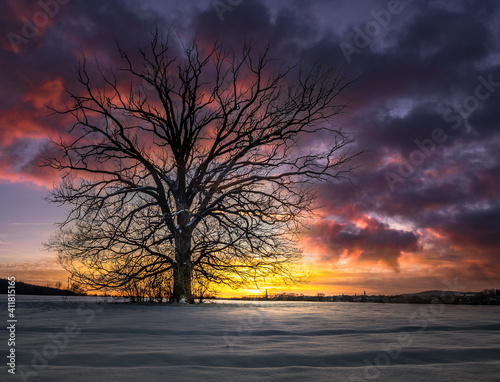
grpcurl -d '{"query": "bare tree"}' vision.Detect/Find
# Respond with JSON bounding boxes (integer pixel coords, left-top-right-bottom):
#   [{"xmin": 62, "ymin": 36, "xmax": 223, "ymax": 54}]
[
  {"xmin": 43, "ymin": 31, "xmax": 362, "ymax": 303},
  {"xmin": 122, "ymin": 272, "xmax": 172, "ymax": 303}
]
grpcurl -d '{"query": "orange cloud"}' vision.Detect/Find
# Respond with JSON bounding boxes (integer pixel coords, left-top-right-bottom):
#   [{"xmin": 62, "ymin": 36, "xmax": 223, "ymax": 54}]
[
  {"xmin": 24, "ymin": 78, "xmax": 65, "ymax": 110},
  {"xmin": 0, "ymin": 107, "xmax": 48, "ymax": 145},
  {"xmin": 0, "ymin": 257, "xmax": 71, "ymax": 287}
]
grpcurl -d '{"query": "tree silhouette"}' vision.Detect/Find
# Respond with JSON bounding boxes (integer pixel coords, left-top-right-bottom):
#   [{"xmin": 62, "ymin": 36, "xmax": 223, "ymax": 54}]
[{"xmin": 43, "ymin": 31, "xmax": 362, "ymax": 302}]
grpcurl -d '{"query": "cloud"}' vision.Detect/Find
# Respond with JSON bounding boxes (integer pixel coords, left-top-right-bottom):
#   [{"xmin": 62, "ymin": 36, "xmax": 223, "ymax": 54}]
[
  {"xmin": 306, "ymin": 215, "xmax": 419, "ymax": 270},
  {"xmin": 23, "ymin": 78, "xmax": 65, "ymax": 110},
  {"xmin": 0, "ymin": 257, "xmax": 70, "ymax": 285}
]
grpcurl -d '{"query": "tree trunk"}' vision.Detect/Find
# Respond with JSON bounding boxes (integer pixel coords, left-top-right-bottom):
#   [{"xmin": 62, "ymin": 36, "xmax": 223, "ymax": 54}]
[{"xmin": 171, "ymin": 229, "xmax": 194, "ymax": 303}]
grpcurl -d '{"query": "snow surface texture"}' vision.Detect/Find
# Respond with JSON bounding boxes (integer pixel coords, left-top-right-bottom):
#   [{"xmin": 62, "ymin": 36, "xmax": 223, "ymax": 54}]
[{"xmin": 3, "ymin": 296, "xmax": 500, "ymax": 382}]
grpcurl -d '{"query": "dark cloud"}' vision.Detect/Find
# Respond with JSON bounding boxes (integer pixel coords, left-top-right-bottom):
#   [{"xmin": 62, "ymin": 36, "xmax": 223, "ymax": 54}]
[
  {"xmin": 427, "ymin": 202, "xmax": 500, "ymax": 251},
  {"xmin": 308, "ymin": 216, "xmax": 419, "ymax": 269}
]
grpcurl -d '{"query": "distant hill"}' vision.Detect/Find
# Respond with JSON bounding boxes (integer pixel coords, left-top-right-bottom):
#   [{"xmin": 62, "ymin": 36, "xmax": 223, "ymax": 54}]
[
  {"xmin": 0, "ymin": 278, "xmax": 80, "ymax": 296},
  {"xmin": 403, "ymin": 290, "xmax": 475, "ymax": 298}
]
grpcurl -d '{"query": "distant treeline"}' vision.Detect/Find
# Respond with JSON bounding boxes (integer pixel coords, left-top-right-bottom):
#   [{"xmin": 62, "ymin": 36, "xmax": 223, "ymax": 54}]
[
  {"xmin": 0, "ymin": 278, "xmax": 83, "ymax": 296},
  {"xmin": 232, "ymin": 289, "xmax": 500, "ymax": 305}
]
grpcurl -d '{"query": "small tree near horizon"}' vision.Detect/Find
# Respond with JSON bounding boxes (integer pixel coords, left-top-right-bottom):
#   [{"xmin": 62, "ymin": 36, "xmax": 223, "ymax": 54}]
[{"xmin": 43, "ymin": 30, "xmax": 362, "ymax": 303}]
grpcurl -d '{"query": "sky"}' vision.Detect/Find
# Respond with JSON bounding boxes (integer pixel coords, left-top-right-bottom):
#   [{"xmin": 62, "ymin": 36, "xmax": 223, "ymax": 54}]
[{"xmin": 0, "ymin": 0, "xmax": 499, "ymax": 296}]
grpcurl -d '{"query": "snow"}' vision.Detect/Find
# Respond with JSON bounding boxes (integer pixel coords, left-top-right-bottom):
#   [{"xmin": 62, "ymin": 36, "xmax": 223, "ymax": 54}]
[{"xmin": 4, "ymin": 296, "xmax": 500, "ymax": 382}]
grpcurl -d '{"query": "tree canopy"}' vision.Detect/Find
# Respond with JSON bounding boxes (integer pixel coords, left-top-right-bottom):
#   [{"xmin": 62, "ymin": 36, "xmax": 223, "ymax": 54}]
[{"xmin": 44, "ymin": 31, "xmax": 361, "ymax": 302}]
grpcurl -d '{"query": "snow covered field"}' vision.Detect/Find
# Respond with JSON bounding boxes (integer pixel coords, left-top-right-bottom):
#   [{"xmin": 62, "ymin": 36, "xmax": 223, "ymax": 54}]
[{"xmin": 3, "ymin": 296, "xmax": 500, "ymax": 381}]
